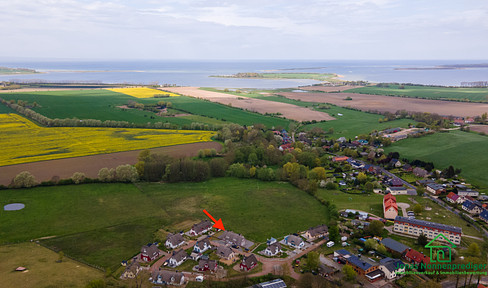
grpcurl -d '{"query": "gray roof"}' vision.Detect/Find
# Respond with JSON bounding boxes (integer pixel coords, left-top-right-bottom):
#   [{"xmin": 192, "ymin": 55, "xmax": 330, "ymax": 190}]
[
  {"xmin": 307, "ymin": 224, "xmax": 328, "ymax": 237},
  {"xmin": 152, "ymin": 270, "xmax": 184, "ymax": 284},
  {"xmin": 166, "ymin": 233, "xmax": 185, "ymax": 246},
  {"xmin": 170, "ymin": 249, "xmax": 187, "ymax": 262},
  {"xmin": 216, "ymin": 245, "xmax": 234, "ymax": 258},
  {"xmin": 395, "ymin": 216, "xmax": 462, "ymax": 234},
  {"xmin": 285, "ymin": 235, "xmax": 303, "ymax": 246},
  {"xmin": 218, "ymin": 231, "xmax": 245, "ymax": 245},
  {"xmin": 266, "ymin": 243, "xmax": 282, "ymax": 254},
  {"xmin": 380, "ymin": 238, "xmax": 410, "ymax": 254},
  {"xmin": 380, "ymin": 258, "xmax": 404, "ymax": 273},
  {"xmin": 198, "ymin": 259, "xmax": 217, "ymax": 270},
  {"xmin": 141, "ymin": 244, "xmax": 159, "ymax": 256},
  {"xmin": 191, "ymin": 220, "xmax": 213, "ymax": 234},
  {"xmin": 194, "ymin": 238, "xmax": 211, "ymax": 250},
  {"xmin": 242, "ymin": 254, "xmax": 258, "ymax": 268}
]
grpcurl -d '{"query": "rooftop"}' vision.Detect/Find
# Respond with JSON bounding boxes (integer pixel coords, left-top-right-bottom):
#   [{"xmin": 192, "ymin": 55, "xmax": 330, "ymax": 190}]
[{"xmin": 395, "ymin": 216, "xmax": 462, "ymax": 234}]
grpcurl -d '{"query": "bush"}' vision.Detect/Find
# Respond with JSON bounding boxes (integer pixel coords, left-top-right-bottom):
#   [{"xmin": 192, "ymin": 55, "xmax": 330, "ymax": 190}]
[
  {"xmin": 11, "ymin": 171, "xmax": 37, "ymax": 188},
  {"xmin": 71, "ymin": 172, "xmax": 86, "ymax": 184},
  {"xmin": 115, "ymin": 164, "xmax": 139, "ymax": 182},
  {"xmin": 98, "ymin": 168, "xmax": 115, "ymax": 182},
  {"xmin": 209, "ymin": 158, "xmax": 228, "ymax": 177}
]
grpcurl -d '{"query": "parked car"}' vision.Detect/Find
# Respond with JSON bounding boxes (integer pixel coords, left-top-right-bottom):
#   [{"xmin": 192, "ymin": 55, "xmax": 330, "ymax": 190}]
[{"xmin": 195, "ymin": 276, "xmax": 204, "ymax": 282}]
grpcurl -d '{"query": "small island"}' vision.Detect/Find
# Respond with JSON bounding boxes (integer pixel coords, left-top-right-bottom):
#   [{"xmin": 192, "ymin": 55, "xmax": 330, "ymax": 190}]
[
  {"xmin": 0, "ymin": 66, "xmax": 39, "ymax": 75},
  {"xmin": 211, "ymin": 72, "xmax": 341, "ymax": 82},
  {"xmin": 394, "ymin": 63, "xmax": 488, "ymax": 71}
]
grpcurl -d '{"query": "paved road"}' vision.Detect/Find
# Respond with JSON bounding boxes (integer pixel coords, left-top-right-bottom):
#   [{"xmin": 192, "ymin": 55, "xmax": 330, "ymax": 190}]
[{"xmin": 397, "ymin": 202, "xmax": 410, "ymax": 217}]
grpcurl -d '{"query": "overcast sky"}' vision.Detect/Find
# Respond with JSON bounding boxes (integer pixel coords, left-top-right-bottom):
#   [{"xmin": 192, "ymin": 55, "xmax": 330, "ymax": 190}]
[{"xmin": 1, "ymin": 0, "xmax": 487, "ymax": 60}]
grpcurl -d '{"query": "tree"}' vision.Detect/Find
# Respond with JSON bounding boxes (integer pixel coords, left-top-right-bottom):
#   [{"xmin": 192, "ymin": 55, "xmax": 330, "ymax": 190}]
[
  {"xmin": 364, "ymin": 181, "xmax": 374, "ymax": 192},
  {"xmin": 11, "ymin": 171, "xmax": 37, "ymax": 188},
  {"xmin": 357, "ymin": 172, "xmax": 367, "ymax": 184},
  {"xmin": 328, "ymin": 225, "xmax": 339, "ymax": 242},
  {"xmin": 115, "ymin": 164, "xmax": 139, "ymax": 182},
  {"xmin": 309, "ymin": 167, "xmax": 326, "ymax": 181},
  {"xmin": 306, "ymin": 251, "xmax": 320, "ymax": 271},
  {"xmin": 417, "ymin": 186, "xmax": 425, "ymax": 196},
  {"xmin": 413, "ymin": 204, "xmax": 423, "ymax": 214},
  {"xmin": 365, "ymin": 238, "xmax": 377, "ymax": 251},
  {"xmin": 71, "ymin": 172, "xmax": 86, "ymax": 184},
  {"xmin": 343, "ymin": 264, "xmax": 357, "ymax": 281},
  {"xmin": 377, "ymin": 244, "xmax": 387, "ymax": 255},
  {"xmin": 209, "ymin": 158, "xmax": 228, "ymax": 177},
  {"xmin": 467, "ymin": 243, "xmax": 480, "ymax": 257},
  {"xmin": 367, "ymin": 220, "xmax": 384, "ymax": 236},
  {"xmin": 325, "ymin": 181, "xmax": 337, "ymax": 190},
  {"xmin": 417, "ymin": 233, "xmax": 428, "ymax": 246},
  {"xmin": 98, "ymin": 168, "xmax": 114, "ymax": 182}
]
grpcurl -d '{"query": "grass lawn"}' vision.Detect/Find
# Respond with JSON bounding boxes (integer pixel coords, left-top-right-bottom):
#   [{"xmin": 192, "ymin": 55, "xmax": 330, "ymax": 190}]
[
  {"xmin": 1, "ymin": 178, "xmax": 329, "ymax": 271},
  {"xmin": 384, "ymin": 130, "xmax": 488, "ymax": 190},
  {"xmin": 345, "ymin": 85, "xmax": 488, "ymax": 102},
  {"xmin": 0, "ymin": 242, "xmax": 103, "ymax": 288},
  {"xmin": 315, "ymin": 189, "xmax": 385, "ymax": 216},
  {"xmin": 0, "ymin": 103, "xmax": 16, "ymax": 113}
]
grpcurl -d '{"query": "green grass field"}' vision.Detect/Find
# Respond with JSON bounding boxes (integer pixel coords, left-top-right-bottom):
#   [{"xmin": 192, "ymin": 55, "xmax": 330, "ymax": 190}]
[
  {"xmin": 384, "ymin": 130, "xmax": 488, "ymax": 189},
  {"xmin": 0, "ymin": 89, "xmax": 291, "ymax": 128},
  {"xmin": 345, "ymin": 85, "xmax": 488, "ymax": 102},
  {"xmin": 167, "ymin": 95, "xmax": 292, "ymax": 128},
  {"xmin": 0, "ymin": 242, "xmax": 103, "ymax": 288},
  {"xmin": 0, "ymin": 103, "xmax": 15, "ymax": 113},
  {"xmin": 1, "ymin": 178, "xmax": 329, "ymax": 270}
]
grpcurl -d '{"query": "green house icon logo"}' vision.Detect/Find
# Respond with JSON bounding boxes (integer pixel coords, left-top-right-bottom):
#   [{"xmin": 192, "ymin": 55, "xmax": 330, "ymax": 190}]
[{"xmin": 425, "ymin": 233, "xmax": 456, "ymax": 263}]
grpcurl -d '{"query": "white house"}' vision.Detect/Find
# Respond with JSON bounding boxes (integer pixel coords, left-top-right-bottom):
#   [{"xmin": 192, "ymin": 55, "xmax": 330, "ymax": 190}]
[
  {"xmin": 193, "ymin": 238, "xmax": 211, "ymax": 253},
  {"xmin": 168, "ymin": 250, "xmax": 187, "ymax": 267},
  {"xmin": 165, "ymin": 233, "xmax": 185, "ymax": 249},
  {"xmin": 379, "ymin": 258, "xmax": 405, "ymax": 280},
  {"xmin": 284, "ymin": 235, "xmax": 305, "ymax": 249},
  {"xmin": 264, "ymin": 243, "xmax": 282, "ymax": 256}
]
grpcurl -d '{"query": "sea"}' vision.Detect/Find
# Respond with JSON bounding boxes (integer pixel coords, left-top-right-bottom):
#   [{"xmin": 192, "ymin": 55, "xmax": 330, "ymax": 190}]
[{"xmin": 1, "ymin": 59, "xmax": 488, "ymax": 89}]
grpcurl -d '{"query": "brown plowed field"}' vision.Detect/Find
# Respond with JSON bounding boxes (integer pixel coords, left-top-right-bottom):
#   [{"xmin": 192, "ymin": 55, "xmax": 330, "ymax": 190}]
[
  {"xmin": 300, "ymin": 85, "xmax": 363, "ymax": 92},
  {"xmin": 469, "ymin": 125, "xmax": 488, "ymax": 133},
  {"xmin": 277, "ymin": 92, "xmax": 488, "ymax": 118},
  {"xmin": 163, "ymin": 87, "xmax": 334, "ymax": 122},
  {"xmin": 0, "ymin": 142, "xmax": 221, "ymax": 186}
]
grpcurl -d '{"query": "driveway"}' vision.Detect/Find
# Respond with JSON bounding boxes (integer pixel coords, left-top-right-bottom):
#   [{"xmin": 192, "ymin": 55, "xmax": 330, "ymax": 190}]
[{"xmin": 397, "ymin": 202, "xmax": 410, "ymax": 217}]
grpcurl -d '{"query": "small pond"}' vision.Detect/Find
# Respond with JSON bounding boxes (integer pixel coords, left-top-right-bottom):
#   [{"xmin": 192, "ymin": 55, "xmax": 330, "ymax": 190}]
[{"xmin": 4, "ymin": 203, "xmax": 25, "ymax": 211}]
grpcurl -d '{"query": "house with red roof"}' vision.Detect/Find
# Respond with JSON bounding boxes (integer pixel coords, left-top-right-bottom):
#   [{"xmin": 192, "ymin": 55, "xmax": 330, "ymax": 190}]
[
  {"xmin": 383, "ymin": 194, "xmax": 398, "ymax": 220},
  {"xmin": 402, "ymin": 248, "xmax": 430, "ymax": 265},
  {"xmin": 446, "ymin": 192, "xmax": 463, "ymax": 204},
  {"xmin": 332, "ymin": 156, "xmax": 349, "ymax": 162}
]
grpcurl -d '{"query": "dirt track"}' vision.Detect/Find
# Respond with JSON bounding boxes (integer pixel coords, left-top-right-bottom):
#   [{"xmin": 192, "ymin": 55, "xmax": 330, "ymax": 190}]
[
  {"xmin": 0, "ymin": 142, "xmax": 221, "ymax": 186},
  {"xmin": 300, "ymin": 85, "xmax": 363, "ymax": 92},
  {"xmin": 163, "ymin": 87, "xmax": 334, "ymax": 122},
  {"xmin": 277, "ymin": 92, "xmax": 488, "ymax": 118}
]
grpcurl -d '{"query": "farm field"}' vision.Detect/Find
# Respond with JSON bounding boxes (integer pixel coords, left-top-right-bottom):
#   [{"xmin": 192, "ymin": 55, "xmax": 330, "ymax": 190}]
[
  {"xmin": 384, "ymin": 130, "xmax": 488, "ymax": 189},
  {"xmin": 107, "ymin": 87, "xmax": 179, "ymax": 98},
  {"xmin": 0, "ymin": 242, "xmax": 103, "ymax": 288},
  {"xmin": 0, "ymin": 141, "xmax": 221, "ymax": 186},
  {"xmin": 203, "ymin": 88, "xmax": 415, "ymax": 138},
  {"xmin": 0, "ymin": 88, "xmax": 290, "ymax": 128},
  {"xmin": 277, "ymin": 91, "xmax": 488, "ymax": 118},
  {"xmin": 164, "ymin": 86, "xmax": 334, "ymax": 122},
  {"xmin": 1, "ymin": 178, "xmax": 330, "ymax": 270},
  {"xmin": 344, "ymin": 84, "xmax": 488, "ymax": 102},
  {"xmin": 0, "ymin": 113, "xmax": 214, "ymax": 166},
  {"xmin": 469, "ymin": 124, "xmax": 488, "ymax": 134}
]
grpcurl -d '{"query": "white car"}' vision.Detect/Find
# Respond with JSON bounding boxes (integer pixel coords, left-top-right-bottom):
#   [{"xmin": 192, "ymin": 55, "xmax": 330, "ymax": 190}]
[{"xmin": 195, "ymin": 276, "xmax": 204, "ymax": 282}]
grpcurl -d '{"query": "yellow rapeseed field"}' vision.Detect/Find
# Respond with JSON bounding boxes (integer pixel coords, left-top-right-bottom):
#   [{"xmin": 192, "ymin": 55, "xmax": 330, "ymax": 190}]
[
  {"xmin": 0, "ymin": 114, "xmax": 214, "ymax": 166},
  {"xmin": 107, "ymin": 87, "xmax": 179, "ymax": 98}
]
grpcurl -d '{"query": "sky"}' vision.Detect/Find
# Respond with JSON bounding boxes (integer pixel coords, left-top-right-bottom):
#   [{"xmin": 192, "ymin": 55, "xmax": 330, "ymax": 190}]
[{"xmin": 1, "ymin": 0, "xmax": 487, "ymax": 60}]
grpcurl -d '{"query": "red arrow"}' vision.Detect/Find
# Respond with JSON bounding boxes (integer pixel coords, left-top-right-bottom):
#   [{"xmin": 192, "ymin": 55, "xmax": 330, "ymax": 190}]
[{"xmin": 203, "ymin": 209, "xmax": 225, "ymax": 231}]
